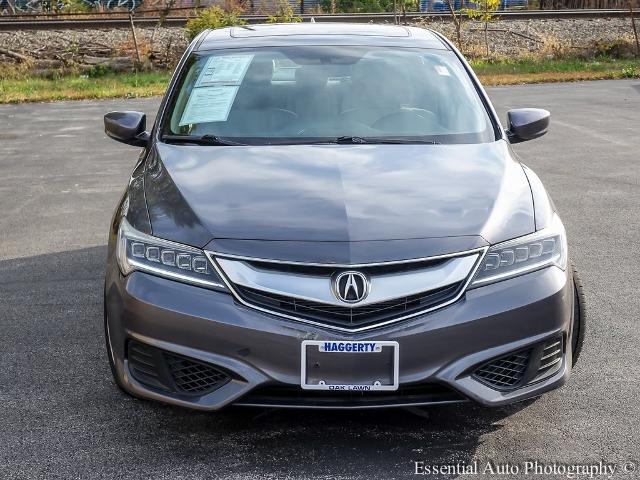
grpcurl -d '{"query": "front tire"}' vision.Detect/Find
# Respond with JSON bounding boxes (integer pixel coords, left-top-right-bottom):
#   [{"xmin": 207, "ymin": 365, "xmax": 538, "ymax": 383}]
[{"xmin": 571, "ymin": 265, "xmax": 586, "ymax": 367}]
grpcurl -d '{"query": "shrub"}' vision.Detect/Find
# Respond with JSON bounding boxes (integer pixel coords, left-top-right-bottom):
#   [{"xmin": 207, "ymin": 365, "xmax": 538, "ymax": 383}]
[
  {"xmin": 185, "ymin": 6, "xmax": 246, "ymax": 41},
  {"xmin": 320, "ymin": 0, "xmax": 415, "ymax": 14},
  {"xmin": 267, "ymin": 0, "xmax": 302, "ymax": 22},
  {"xmin": 85, "ymin": 63, "xmax": 122, "ymax": 78},
  {"xmin": 54, "ymin": 0, "xmax": 91, "ymax": 13},
  {"xmin": 592, "ymin": 39, "xmax": 637, "ymax": 59},
  {"xmin": 321, "ymin": 0, "xmax": 390, "ymax": 13},
  {"xmin": 621, "ymin": 66, "xmax": 639, "ymax": 78}
]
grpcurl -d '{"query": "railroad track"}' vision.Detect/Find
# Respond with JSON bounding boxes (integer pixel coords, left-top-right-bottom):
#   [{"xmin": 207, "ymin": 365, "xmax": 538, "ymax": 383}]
[{"xmin": 0, "ymin": 9, "xmax": 637, "ymax": 31}]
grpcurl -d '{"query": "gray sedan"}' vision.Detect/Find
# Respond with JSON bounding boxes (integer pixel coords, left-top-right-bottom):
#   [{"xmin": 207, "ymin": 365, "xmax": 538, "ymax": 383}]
[{"xmin": 102, "ymin": 23, "xmax": 586, "ymax": 410}]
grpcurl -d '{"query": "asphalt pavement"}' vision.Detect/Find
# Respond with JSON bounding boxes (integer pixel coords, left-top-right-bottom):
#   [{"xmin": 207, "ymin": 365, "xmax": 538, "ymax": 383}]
[{"xmin": 1, "ymin": 80, "xmax": 639, "ymax": 479}]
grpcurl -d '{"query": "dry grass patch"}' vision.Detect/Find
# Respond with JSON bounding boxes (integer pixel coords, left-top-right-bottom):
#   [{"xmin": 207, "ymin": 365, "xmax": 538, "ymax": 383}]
[{"xmin": 479, "ymin": 70, "xmax": 638, "ymax": 85}]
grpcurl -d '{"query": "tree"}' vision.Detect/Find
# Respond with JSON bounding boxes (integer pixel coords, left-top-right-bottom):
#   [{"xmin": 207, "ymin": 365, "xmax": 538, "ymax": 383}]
[
  {"xmin": 444, "ymin": 0, "xmax": 465, "ymax": 49},
  {"xmin": 466, "ymin": 0, "xmax": 500, "ymax": 58},
  {"xmin": 630, "ymin": 0, "xmax": 640, "ymax": 56}
]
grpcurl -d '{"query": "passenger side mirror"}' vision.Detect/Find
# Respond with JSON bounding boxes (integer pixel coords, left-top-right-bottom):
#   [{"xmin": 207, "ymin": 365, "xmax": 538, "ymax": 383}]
[
  {"xmin": 506, "ymin": 108, "xmax": 550, "ymax": 143},
  {"xmin": 104, "ymin": 111, "xmax": 150, "ymax": 147}
]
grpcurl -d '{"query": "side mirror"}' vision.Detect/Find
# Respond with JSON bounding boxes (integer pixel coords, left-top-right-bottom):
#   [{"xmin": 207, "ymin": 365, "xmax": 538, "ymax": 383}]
[
  {"xmin": 104, "ymin": 111, "xmax": 150, "ymax": 147},
  {"xmin": 506, "ymin": 108, "xmax": 550, "ymax": 143}
]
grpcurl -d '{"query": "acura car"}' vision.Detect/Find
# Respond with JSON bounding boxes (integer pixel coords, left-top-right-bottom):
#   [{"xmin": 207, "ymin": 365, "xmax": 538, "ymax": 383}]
[{"xmin": 103, "ymin": 23, "xmax": 586, "ymax": 410}]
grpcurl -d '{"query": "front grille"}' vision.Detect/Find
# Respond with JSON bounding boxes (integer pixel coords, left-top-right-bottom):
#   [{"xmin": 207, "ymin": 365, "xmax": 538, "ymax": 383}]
[
  {"xmin": 235, "ymin": 382, "xmax": 466, "ymax": 408},
  {"xmin": 472, "ymin": 350, "xmax": 531, "ymax": 390},
  {"xmin": 235, "ymin": 281, "xmax": 463, "ymax": 329},
  {"xmin": 215, "ymin": 251, "xmax": 482, "ymax": 331},
  {"xmin": 127, "ymin": 340, "xmax": 231, "ymax": 396}
]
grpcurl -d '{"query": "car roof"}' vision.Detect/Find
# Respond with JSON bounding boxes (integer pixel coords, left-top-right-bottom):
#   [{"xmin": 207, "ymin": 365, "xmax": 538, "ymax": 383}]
[{"xmin": 196, "ymin": 23, "xmax": 450, "ymax": 51}]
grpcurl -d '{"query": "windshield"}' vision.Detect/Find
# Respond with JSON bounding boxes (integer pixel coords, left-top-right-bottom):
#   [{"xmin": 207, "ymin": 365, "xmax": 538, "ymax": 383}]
[{"xmin": 162, "ymin": 46, "xmax": 495, "ymax": 145}]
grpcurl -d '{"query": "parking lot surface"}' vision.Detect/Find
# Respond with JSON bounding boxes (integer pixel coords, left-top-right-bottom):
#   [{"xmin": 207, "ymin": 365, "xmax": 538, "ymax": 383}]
[{"xmin": 1, "ymin": 80, "xmax": 639, "ymax": 479}]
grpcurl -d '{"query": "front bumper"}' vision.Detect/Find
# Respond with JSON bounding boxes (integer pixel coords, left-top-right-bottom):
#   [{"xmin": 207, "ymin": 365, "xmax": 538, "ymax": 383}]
[{"xmin": 105, "ymin": 262, "xmax": 574, "ymax": 410}]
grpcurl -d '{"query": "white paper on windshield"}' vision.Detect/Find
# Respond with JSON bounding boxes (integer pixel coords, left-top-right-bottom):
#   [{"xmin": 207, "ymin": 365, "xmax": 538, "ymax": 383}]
[
  {"xmin": 196, "ymin": 54, "xmax": 254, "ymax": 86},
  {"xmin": 179, "ymin": 54, "xmax": 254, "ymax": 125},
  {"xmin": 435, "ymin": 65, "xmax": 451, "ymax": 77},
  {"xmin": 179, "ymin": 86, "xmax": 239, "ymax": 125}
]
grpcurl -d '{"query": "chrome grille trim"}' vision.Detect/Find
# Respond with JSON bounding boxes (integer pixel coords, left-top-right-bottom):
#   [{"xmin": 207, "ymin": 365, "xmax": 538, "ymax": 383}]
[
  {"xmin": 205, "ymin": 247, "xmax": 488, "ymax": 268},
  {"xmin": 205, "ymin": 246, "xmax": 489, "ymax": 333},
  {"xmin": 540, "ymin": 348, "xmax": 562, "ymax": 361},
  {"xmin": 216, "ymin": 254, "xmax": 479, "ymax": 308},
  {"xmin": 539, "ymin": 356, "xmax": 562, "ymax": 370},
  {"xmin": 532, "ymin": 336, "xmax": 565, "ymax": 382}
]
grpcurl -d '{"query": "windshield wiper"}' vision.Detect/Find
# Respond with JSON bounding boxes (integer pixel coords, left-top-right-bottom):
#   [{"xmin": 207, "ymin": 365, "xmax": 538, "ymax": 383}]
[
  {"xmin": 162, "ymin": 134, "xmax": 245, "ymax": 146},
  {"xmin": 333, "ymin": 136, "xmax": 440, "ymax": 145},
  {"xmin": 161, "ymin": 134, "xmax": 440, "ymax": 146}
]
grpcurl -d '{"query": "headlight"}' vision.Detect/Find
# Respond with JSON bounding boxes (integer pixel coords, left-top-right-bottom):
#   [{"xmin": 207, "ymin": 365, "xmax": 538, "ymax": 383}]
[
  {"xmin": 116, "ymin": 218, "xmax": 226, "ymax": 291},
  {"xmin": 471, "ymin": 214, "xmax": 567, "ymax": 287}
]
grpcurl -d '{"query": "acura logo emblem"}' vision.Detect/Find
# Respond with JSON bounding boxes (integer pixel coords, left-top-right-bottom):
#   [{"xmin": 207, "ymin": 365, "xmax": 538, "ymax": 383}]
[{"xmin": 333, "ymin": 271, "xmax": 370, "ymax": 304}]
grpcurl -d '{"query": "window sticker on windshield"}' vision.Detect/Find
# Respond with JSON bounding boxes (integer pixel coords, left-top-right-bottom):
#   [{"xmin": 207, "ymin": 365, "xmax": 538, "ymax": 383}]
[
  {"xmin": 196, "ymin": 54, "xmax": 254, "ymax": 86},
  {"xmin": 435, "ymin": 65, "xmax": 451, "ymax": 76},
  {"xmin": 179, "ymin": 54, "xmax": 255, "ymax": 126},
  {"xmin": 179, "ymin": 86, "xmax": 239, "ymax": 125}
]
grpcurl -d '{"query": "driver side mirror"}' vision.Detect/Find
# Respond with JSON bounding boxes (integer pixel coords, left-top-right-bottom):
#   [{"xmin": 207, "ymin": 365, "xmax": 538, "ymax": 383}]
[
  {"xmin": 104, "ymin": 111, "xmax": 150, "ymax": 147},
  {"xmin": 506, "ymin": 108, "xmax": 550, "ymax": 143}
]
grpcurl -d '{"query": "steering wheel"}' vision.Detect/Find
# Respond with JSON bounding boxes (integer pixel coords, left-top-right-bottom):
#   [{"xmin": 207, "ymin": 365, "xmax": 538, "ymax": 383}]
[
  {"xmin": 270, "ymin": 108, "xmax": 298, "ymax": 118},
  {"xmin": 296, "ymin": 117, "xmax": 379, "ymax": 137},
  {"xmin": 371, "ymin": 109, "xmax": 437, "ymax": 130},
  {"xmin": 295, "ymin": 127, "xmax": 323, "ymax": 136},
  {"xmin": 266, "ymin": 108, "xmax": 298, "ymax": 125},
  {"xmin": 219, "ymin": 108, "xmax": 298, "ymax": 136}
]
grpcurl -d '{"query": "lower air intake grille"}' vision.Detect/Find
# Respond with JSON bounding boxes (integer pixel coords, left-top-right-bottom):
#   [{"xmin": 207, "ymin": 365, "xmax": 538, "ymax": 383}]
[
  {"xmin": 471, "ymin": 335, "xmax": 565, "ymax": 392},
  {"xmin": 127, "ymin": 340, "xmax": 231, "ymax": 396},
  {"xmin": 472, "ymin": 350, "xmax": 531, "ymax": 390},
  {"xmin": 164, "ymin": 352, "xmax": 230, "ymax": 394}
]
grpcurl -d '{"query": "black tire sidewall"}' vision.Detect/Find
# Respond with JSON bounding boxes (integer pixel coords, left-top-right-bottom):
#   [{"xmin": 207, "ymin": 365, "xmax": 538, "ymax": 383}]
[{"xmin": 571, "ymin": 265, "xmax": 586, "ymax": 367}]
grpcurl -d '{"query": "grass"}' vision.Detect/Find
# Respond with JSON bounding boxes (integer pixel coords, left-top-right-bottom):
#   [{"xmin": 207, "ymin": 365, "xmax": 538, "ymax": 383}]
[
  {"xmin": 0, "ymin": 57, "xmax": 639, "ymax": 103},
  {"xmin": 0, "ymin": 71, "xmax": 171, "ymax": 103},
  {"xmin": 470, "ymin": 57, "xmax": 640, "ymax": 85}
]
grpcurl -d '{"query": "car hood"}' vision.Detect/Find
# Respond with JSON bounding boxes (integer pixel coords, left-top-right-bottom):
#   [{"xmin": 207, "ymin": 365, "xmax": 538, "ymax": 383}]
[{"xmin": 144, "ymin": 141, "xmax": 534, "ymax": 261}]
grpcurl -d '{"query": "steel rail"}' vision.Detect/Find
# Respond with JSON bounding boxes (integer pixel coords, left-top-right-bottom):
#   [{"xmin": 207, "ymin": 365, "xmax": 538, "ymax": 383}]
[{"xmin": 0, "ymin": 9, "xmax": 637, "ymax": 31}]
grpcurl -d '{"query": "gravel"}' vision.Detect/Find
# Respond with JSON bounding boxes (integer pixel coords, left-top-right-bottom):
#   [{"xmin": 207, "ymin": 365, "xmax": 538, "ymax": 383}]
[
  {"xmin": 0, "ymin": 26, "xmax": 188, "ymax": 69},
  {"xmin": 0, "ymin": 17, "xmax": 637, "ymax": 68},
  {"xmin": 418, "ymin": 17, "xmax": 639, "ymax": 56}
]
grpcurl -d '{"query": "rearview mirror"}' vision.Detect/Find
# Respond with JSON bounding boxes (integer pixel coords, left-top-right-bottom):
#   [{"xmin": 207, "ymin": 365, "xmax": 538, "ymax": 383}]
[
  {"xmin": 104, "ymin": 111, "xmax": 150, "ymax": 147},
  {"xmin": 506, "ymin": 108, "xmax": 550, "ymax": 143}
]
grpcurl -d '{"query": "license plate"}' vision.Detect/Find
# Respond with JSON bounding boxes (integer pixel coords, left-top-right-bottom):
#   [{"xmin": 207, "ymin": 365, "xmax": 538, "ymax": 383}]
[{"xmin": 301, "ymin": 340, "xmax": 399, "ymax": 391}]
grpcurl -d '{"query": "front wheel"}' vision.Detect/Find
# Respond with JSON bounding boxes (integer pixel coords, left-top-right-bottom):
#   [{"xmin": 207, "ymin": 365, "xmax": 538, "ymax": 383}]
[{"xmin": 571, "ymin": 265, "xmax": 586, "ymax": 367}]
